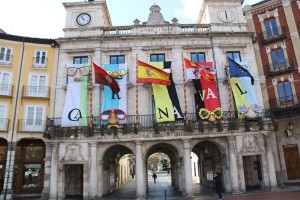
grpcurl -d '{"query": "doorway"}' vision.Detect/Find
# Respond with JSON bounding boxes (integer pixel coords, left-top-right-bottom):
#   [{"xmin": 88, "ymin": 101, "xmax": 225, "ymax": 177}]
[
  {"xmin": 283, "ymin": 144, "xmax": 300, "ymax": 179},
  {"xmin": 242, "ymin": 155, "xmax": 262, "ymax": 190},
  {"xmin": 65, "ymin": 164, "xmax": 83, "ymax": 197}
]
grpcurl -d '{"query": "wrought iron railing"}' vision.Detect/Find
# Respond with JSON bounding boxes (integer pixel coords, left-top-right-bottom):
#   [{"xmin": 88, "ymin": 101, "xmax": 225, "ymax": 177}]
[
  {"xmin": 0, "ymin": 118, "xmax": 9, "ymax": 131},
  {"xmin": 266, "ymin": 59, "xmax": 294, "ymax": 75},
  {"xmin": 22, "ymin": 85, "xmax": 50, "ymax": 98},
  {"xmin": 0, "ymin": 54, "xmax": 12, "ymax": 66},
  {"xmin": 269, "ymin": 94, "xmax": 300, "ymax": 110},
  {"xmin": 32, "ymin": 57, "xmax": 48, "ymax": 68},
  {"xmin": 261, "ymin": 26, "xmax": 286, "ymax": 44},
  {"xmin": 44, "ymin": 110, "xmax": 272, "ymax": 139},
  {"xmin": 18, "ymin": 119, "xmax": 47, "ymax": 132},
  {"xmin": 0, "ymin": 84, "xmax": 13, "ymax": 97}
]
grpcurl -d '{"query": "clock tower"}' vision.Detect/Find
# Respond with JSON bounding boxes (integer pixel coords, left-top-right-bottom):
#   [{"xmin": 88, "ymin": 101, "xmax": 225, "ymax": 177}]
[
  {"xmin": 197, "ymin": 0, "xmax": 247, "ymax": 31},
  {"xmin": 62, "ymin": 0, "xmax": 111, "ymax": 37}
]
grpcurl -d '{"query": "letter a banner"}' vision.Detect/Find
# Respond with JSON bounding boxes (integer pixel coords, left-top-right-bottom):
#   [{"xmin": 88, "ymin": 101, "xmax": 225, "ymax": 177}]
[
  {"xmin": 151, "ymin": 62, "xmax": 175, "ymax": 123},
  {"xmin": 61, "ymin": 64, "xmax": 88, "ymax": 127}
]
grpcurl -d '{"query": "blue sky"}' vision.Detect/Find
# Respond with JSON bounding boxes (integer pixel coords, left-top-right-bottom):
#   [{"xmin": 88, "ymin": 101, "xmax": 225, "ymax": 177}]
[{"xmin": 0, "ymin": 0, "xmax": 260, "ymax": 39}]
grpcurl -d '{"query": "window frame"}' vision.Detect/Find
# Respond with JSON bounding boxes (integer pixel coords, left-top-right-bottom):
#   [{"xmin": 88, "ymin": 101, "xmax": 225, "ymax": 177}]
[
  {"xmin": 0, "ymin": 47, "xmax": 12, "ymax": 65},
  {"xmin": 73, "ymin": 56, "xmax": 89, "ymax": 64},
  {"xmin": 150, "ymin": 54, "xmax": 165, "ymax": 62},
  {"xmin": 33, "ymin": 50, "xmax": 47, "ymax": 68},
  {"xmin": 227, "ymin": 51, "xmax": 241, "ymax": 62},
  {"xmin": 110, "ymin": 55, "xmax": 125, "ymax": 64},
  {"xmin": 190, "ymin": 52, "xmax": 206, "ymax": 62}
]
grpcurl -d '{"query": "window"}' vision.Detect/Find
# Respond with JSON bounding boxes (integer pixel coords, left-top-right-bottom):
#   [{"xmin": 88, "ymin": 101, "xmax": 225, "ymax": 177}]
[
  {"xmin": 25, "ymin": 106, "xmax": 44, "ymax": 131},
  {"xmin": 277, "ymin": 82, "xmax": 293, "ymax": 102},
  {"xmin": 0, "ymin": 105, "xmax": 6, "ymax": 131},
  {"xmin": 191, "ymin": 53, "xmax": 206, "ymax": 62},
  {"xmin": 271, "ymin": 49, "xmax": 286, "ymax": 69},
  {"xmin": 150, "ymin": 54, "xmax": 165, "ymax": 62},
  {"xmin": 34, "ymin": 51, "xmax": 47, "ymax": 68},
  {"xmin": 227, "ymin": 51, "xmax": 241, "ymax": 62},
  {"xmin": 0, "ymin": 47, "xmax": 12, "ymax": 66},
  {"xmin": 110, "ymin": 55, "xmax": 125, "ymax": 64},
  {"xmin": 28, "ymin": 75, "xmax": 47, "ymax": 97},
  {"xmin": 264, "ymin": 18, "xmax": 279, "ymax": 38},
  {"xmin": 73, "ymin": 56, "xmax": 88, "ymax": 64},
  {"xmin": 0, "ymin": 72, "xmax": 11, "ymax": 96}
]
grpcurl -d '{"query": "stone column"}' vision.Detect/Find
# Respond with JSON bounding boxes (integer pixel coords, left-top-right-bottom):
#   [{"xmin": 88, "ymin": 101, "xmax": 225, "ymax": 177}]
[
  {"xmin": 264, "ymin": 133, "xmax": 278, "ymax": 190},
  {"xmin": 0, "ymin": 142, "xmax": 16, "ymax": 200},
  {"xmin": 135, "ymin": 141, "xmax": 145, "ymax": 199},
  {"xmin": 49, "ymin": 143, "xmax": 59, "ymax": 200},
  {"xmin": 97, "ymin": 160, "xmax": 104, "ymax": 197},
  {"xmin": 183, "ymin": 139, "xmax": 193, "ymax": 197},
  {"xmin": 89, "ymin": 143, "xmax": 98, "ymax": 198},
  {"xmin": 41, "ymin": 143, "xmax": 52, "ymax": 199},
  {"xmin": 227, "ymin": 136, "xmax": 240, "ymax": 194}
]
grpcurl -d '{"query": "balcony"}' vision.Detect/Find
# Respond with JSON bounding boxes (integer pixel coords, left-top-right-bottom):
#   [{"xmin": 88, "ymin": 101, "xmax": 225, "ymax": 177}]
[
  {"xmin": 0, "ymin": 118, "xmax": 9, "ymax": 131},
  {"xmin": 0, "ymin": 84, "xmax": 13, "ymax": 97},
  {"xmin": 0, "ymin": 54, "xmax": 12, "ymax": 66},
  {"xmin": 22, "ymin": 85, "xmax": 50, "ymax": 99},
  {"xmin": 269, "ymin": 94, "xmax": 300, "ymax": 118},
  {"xmin": 44, "ymin": 110, "xmax": 272, "ymax": 139},
  {"xmin": 261, "ymin": 26, "xmax": 286, "ymax": 45},
  {"xmin": 18, "ymin": 119, "xmax": 47, "ymax": 132},
  {"xmin": 266, "ymin": 59, "xmax": 294, "ymax": 76},
  {"xmin": 32, "ymin": 57, "xmax": 47, "ymax": 69}
]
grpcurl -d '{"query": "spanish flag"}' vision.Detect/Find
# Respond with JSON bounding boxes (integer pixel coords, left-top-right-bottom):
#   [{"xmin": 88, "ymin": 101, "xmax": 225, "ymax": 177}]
[{"xmin": 137, "ymin": 60, "xmax": 171, "ymax": 86}]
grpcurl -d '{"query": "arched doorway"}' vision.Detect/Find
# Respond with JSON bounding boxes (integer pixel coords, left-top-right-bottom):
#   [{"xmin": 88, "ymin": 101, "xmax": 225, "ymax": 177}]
[
  {"xmin": 14, "ymin": 138, "xmax": 45, "ymax": 194},
  {"xmin": 101, "ymin": 144, "xmax": 134, "ymax": 196},
  {"xmin": 145, "ymin": 142, "xmax": 182, "ymax": 199},
  {"xmin": 192, "ymin": 140, "xmax": 223, "ymax": 195}
]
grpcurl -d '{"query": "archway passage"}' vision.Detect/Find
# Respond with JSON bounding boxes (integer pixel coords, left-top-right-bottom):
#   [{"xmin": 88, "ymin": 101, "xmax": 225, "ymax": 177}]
[
  {"xmin": 192, "ymin": 140, "xmax": 223, "ymax": 196},
  {"xmin": 102, "ymin": 144, "xmax": 135, "ymax": 198},
  {"xmin": 145, "ymin": 143, "xmax": 182, "ymax": 199}
]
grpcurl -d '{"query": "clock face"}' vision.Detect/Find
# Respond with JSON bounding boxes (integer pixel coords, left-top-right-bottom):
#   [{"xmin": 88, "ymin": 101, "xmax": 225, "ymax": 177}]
[
  {"xmin": 76, "ymin": 13, "xmax": 91, "ymax": 26},
  {"xmin": 217, "ymin": 8, "xmax": 235, "ymax": 23}
]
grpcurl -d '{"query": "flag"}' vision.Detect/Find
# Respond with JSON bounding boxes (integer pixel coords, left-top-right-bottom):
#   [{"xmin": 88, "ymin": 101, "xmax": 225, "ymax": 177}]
[
  {"xmin": 184, "ymin": 58, "xmax": 215, "ymax": 80},
  {"xmin": 101, "ymin": 64, "xmax": 127, "ymax": 118},
  {"xmin": 228, "ymin": 57, "xmax": 254, "ymax": 85},
  {"xmin": 61, "ymin": 64, "xmax": 88, "ymax": 127},
  {"xmin": 151, "ymin": 62, "xmax": 175, "ymax": 122},
  {"xmin": 227, "ymin": 57, "xmax": 261, "ymax": 116},
  {"xmin": 137, "ymin": 60, "xmax": 171, "ymax": 86},
  {"xmin": 93, "ymin": 62, "xmax": 120, "ymax": 93},
  {"xmin": 199, "ymin": 68, "xmax": 221, "ymax": 112},
  {"xmin": 184, "ymin": 58, "xmax": 200, "ymax": 80}
]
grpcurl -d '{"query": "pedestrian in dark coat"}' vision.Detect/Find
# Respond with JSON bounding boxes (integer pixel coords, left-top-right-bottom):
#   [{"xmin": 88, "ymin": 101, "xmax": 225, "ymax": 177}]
[
  {"xmin": 152, "ymin": 173, "xmax": 157, "ymax": 183},
  {"xmin": 213, "ymin": 172, "xmax": 223, "ymax": 200}
]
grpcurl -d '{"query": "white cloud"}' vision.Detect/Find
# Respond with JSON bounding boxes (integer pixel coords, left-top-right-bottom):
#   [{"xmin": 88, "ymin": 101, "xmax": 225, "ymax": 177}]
[{"xmin": 174, "ymin": 0, "xmax": 203, "ymax": 23}]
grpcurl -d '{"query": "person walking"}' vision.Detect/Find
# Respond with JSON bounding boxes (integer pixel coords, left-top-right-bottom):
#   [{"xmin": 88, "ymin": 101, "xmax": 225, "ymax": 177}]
[
  {"xmin": 213, "ymin": 172, "xmax": 223, "ymax": 200},
  {"xmin": 152, "ymin": 173, "xmax": 157, "ymax": 183}
]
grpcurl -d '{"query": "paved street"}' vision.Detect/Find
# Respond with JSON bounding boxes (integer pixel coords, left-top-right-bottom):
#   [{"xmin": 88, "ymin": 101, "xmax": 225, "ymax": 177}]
[{"xmin": 102, "ymin": 171, "xmax": 300, "ymax": 200}]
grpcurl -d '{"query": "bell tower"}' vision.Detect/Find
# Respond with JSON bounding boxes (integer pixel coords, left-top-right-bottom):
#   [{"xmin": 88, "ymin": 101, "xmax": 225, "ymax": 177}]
[
  {"xmin": 197, "ymin": 0, "xmax": 247, "ymax": 31},
  {"xmin": 63, "ymin": 0, "xmax": 111, "ymax": 37}
]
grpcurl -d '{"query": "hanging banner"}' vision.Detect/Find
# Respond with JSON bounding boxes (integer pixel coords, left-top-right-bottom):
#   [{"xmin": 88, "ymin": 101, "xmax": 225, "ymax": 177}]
[
  {"xmin": 164, "ymin": 61, "xmax": 184, "ymax": 120},
  {"xmin": 101, "ymin": 64, "xmax": 127, "ymax": 125},
  {"xmin": 61, "ymin": 64, "xmax": 88, "ymax": 127},
  {"xmin": 151, "ymin": 62, "xmax": 175, "ymax": 123}
]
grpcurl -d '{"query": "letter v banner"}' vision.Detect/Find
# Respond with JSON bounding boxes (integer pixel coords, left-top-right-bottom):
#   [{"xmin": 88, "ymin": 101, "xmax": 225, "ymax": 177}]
[
  {"xmin": 61, "ymin": 64, "xmax": 88, "ymax": 127},
  {"xmin": 151, "ymin": 62, "xmax": 175, "ymax": 123}
]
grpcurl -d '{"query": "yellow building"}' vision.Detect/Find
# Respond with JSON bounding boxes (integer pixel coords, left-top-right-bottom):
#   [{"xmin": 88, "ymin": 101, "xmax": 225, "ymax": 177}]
[{"xmin": 0, "ymin": 32, "xmax": 58, "ymax": 198}]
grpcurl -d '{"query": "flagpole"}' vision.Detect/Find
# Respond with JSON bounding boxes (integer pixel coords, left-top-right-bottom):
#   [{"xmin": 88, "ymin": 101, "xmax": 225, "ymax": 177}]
[
  {"xmin": 181, "ymin": 53, "xmax": 188, "ymax": 124},
  {"xmin": 135, "ymin": 55, "xmax": 139, "ymax": 128},
  {"xmin": 89, "ymin": 57, "xmax": 93, "ymax": 128},
  {"xmin": 225, "ymin": 57, "xmax": 233, "ymax": 120}
]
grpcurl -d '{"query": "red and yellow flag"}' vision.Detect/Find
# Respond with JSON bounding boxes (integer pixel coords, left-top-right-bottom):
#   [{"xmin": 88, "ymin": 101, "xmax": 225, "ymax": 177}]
[{"xmin": 137, "ymin": 60, "xmax": 171, "ymax": 86}]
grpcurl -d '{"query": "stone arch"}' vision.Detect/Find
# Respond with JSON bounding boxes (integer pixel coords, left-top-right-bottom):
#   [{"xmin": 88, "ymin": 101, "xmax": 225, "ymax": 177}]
[
  {"xmin": 191, "ymin": 139, "xmax": 225, "ymax": 195},
  {"xmin": 100, "ymin": 143, "xmax": 135, "ymax": 196},
  {"xmin": 144, "ymin": 141, "xmax": 182, "ymax": 193}
]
